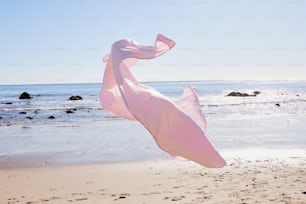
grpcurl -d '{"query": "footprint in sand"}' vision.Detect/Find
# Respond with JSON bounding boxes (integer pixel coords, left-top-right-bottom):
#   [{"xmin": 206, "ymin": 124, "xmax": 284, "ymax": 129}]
[
  {"xmin": 75, "ymin": 198, "xmax": 88, "ymax": 201},
  {"xmin": 8, "ymin": 197, "xmax": 20, "ymax": 204},
  {"xmin": 141, "ymin": 192, "xmax": 161, "ymax": 196},
  {"xmin": 164, "ymin": 195, "xmax": 185, "ymax": 201},
  {"xmin": 71, "ymin": 192, "xmax": 83, "ymax": 196},
  {"xmin": 113, "ymin": 193, "xmax": 131, "ymax": 201},
  {"xmin": 50, "ymin": 196, "xmax": 61, "ymax": 200}
]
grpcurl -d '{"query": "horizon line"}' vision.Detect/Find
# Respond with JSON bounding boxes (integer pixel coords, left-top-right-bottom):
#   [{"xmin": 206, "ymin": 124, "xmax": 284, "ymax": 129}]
[{"xmin": 1, "ymin": 79, "xmax": 306, "ymax": 86}]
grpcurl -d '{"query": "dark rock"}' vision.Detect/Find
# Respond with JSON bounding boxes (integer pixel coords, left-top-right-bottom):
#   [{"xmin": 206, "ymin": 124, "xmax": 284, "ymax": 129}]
[
  {"xmin": 275, "ymin": 103, "xmax": 280, "ymax": 107},
  {"xmin": 296, "ymin": 94, "xmax": 300, "ymax": 97},
  {"xmin": 19, "ymin": 111, "xmax": 27, "ymax": 115},
  {"xmin": 19, "ymin": 92, "xmax": 32, "ymax": 99},
  {"xmin": 302, "ymin": 191, "xmax": 306, "ymax": 194},
  {"xmin": 3, "ymin": 102, "xmax": 13, "ymax": 105},
  {"xmin": 48, "ymin": 115, "xmax": 55, "ymax": 119},
  {"xmin": 66, "ymin": 109, "xmax": 75, "ymax": 114},
  {"xmin": 26, "ymin": 116, "xmax": 33, "ymax": 120},
  {"xmin": 253, "ymin": 91, "xmax": 261, "ymax": 95},
  {"xmin": 66, "ymin": 108, "xmax": 77, "ymax": 114},
  {"xmin": 0, "ymin": 116, "xmax": 2, "ymax": 119},
  {"xmin": 226, "ymin": 91, "xmax": 256, "ymax": 97},
  {"xmin": 68, "ymin": 95, "xmax": 83, "ymax": 100},
  {"xmin": 227, "ymin": 92, "xmax": 245, "ymax": 97}
]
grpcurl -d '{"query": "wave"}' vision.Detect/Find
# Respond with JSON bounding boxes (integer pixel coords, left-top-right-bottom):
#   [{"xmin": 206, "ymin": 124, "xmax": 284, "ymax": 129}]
[
  {"xmin": 0, "ymin": 106, "xmax": 102, "ymax": 112},
  {"xmin": 202, "ymin": 98, "xmax": 306, "ymax": 107},
  {"xmin": 1, "ymin": 81, "xmax": 306, "ymax": 126}
]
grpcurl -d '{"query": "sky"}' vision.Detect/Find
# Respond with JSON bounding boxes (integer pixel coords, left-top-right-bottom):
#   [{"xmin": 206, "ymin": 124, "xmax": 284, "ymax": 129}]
[{"xmin": 0, "ymin": 0, "xmax": 306, "ymax": 84}]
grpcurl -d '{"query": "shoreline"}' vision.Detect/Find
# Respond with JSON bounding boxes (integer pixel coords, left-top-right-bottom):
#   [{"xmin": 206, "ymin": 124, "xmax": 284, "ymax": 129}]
[
  {"xmin": 1, "ymin": 146, "xmax": 305, "ymax": 169},
  {"xmin": 1, "ymin": 157, "xmax": 306, "ymax": 204},
  {"xmin": 1, "ymin": 114, "xmax": 306, "ymax": 170}
]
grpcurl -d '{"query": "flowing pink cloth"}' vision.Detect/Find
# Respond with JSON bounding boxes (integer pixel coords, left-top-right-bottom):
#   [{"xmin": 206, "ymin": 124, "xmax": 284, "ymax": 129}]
[{"xmin": 100, "ymin": 34, "xmax": 226, "ymax": 168}]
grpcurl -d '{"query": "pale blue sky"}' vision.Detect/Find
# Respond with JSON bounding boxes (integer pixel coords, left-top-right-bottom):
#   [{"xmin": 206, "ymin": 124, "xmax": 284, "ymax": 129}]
[{"xmin": 0, "ymin": 0, "xmax": 306, "ymax": 84}]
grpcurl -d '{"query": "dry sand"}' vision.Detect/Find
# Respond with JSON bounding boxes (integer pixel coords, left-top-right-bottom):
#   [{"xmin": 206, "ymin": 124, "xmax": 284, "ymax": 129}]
[{"xmin": 1, "ymin": 158, "xmax": 306, "ymax": 204}]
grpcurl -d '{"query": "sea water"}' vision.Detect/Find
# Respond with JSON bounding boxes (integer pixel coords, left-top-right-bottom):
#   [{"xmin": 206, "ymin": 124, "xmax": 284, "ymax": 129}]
[{"xmin": 0, "ymin": 81, "xmax": 306, "ymax": 165}]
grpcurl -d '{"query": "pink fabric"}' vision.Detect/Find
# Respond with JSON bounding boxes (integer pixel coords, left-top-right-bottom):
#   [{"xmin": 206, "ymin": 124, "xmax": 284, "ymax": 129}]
[{"xmin": 100, "ymin": 34, "xmax": 226, "ymax": 168}]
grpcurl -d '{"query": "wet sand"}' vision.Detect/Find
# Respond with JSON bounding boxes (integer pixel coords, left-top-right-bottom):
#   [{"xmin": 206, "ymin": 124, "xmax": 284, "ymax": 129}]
[{"xmin": 1, "ymin": 157, "xmax": 306, "ymax": 204}]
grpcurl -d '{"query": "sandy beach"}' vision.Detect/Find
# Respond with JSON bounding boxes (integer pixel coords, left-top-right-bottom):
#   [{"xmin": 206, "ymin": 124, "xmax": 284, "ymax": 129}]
[{"xmin": 1, "ymin": 157, "xmax": 305, "ymax": 204}]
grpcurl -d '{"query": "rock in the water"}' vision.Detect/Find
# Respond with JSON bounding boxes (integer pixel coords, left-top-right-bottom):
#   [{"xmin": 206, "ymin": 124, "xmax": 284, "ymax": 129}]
[
  {"xmin": 3, "ymin": 102, "xmax": 13, "ymax": 105},
  {"xmin": 226, "ymin": 91, "xmax": 255, "ymax": 97},
  {"xmin": 275, "ymin": 103, "xmax": 280, "ymax": 107},
  {"xmin": 0, "ymin": 116, "xmax": 2, "ymax": 119},
  {"xmin": 26, "ymin": 116, "xmax": 33, "ymax": 120},
  {"xmin": 68, "ymin": 95, "xmax": 83, "ymax": 100},
  {"xmin": 48, "ymin": 115, "xmax": 55, "ymax": 119},
  {"xmin": 19, "ymin": 92, "xmax": 32, "ymax": 99},
  {"xmin": 253, "ymin": 91, "xmax": 261, "ymax": 95},
  {"xmin": 19, "ymin": 111, "xmax": 27, "ymax": 115},
  {"xmin": 66, "ymin": 109, "xmax": 75, "ymax": 114}
]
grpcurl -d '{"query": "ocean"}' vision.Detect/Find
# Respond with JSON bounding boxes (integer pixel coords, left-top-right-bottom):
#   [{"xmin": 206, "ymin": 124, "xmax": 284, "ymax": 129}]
[{"xmin": 1, "ymin": 81, "xmax": 306, "ymax": 166}]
